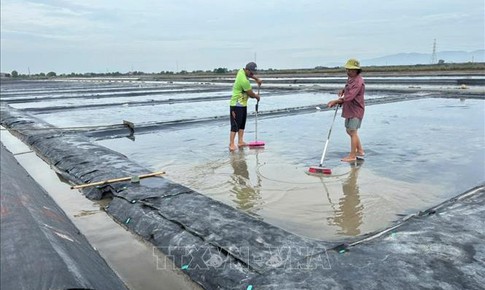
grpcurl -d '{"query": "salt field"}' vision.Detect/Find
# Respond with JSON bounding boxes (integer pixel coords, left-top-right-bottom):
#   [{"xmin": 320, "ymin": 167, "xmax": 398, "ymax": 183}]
[
  {"xmin": 2, "ymin": 76, "xmax": 483, "ymax": 241},
  {"xmin": 1, "ymin": 74, "xmax": 484, "ymax": 289}
]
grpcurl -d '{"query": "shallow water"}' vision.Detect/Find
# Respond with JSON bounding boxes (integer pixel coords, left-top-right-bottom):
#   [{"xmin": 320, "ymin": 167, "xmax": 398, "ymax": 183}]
[
  {"xmin": 29, "ymin": 91, "xmax": 334, "ymax": 127},
  {"xmin": 2, "ymin": 79, "xmax": 483, "ymax": 240},
  {"xmin": 96, "ymin": 97, "xmax": 484, "ymax": 240}
]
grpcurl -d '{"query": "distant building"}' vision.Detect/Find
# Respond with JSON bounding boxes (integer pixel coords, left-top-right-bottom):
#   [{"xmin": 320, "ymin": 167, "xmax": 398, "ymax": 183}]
[{"xmin": 0, "ymin": 73, "xmax": 11, "ymax": 78}]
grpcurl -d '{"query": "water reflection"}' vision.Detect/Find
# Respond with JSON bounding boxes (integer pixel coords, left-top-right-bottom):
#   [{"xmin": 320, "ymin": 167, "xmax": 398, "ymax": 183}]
[
  {"xmin": 230, "ymin": 149, "xmax": 262, "ymax": 212},
  {"xmin": 328, "ymin": 162, "xmax": 364, "ymax": 236}
]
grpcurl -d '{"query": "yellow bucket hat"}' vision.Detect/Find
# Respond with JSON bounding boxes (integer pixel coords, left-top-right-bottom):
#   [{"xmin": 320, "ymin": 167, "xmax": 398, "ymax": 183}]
[{"xmin": 344, "ymin": 59, "xmax": 360, "ymax": 69}]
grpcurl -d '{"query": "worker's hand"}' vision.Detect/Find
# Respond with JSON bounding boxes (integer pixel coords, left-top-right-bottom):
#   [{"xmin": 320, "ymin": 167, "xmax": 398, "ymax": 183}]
[
  {"xmin": 256, "ymin": 78, "xmax": 263, "ymax": 87},
  {"xmin": 338, "ymin": 89, "xmax": 344, "ymax": 97},
  {"xmin": 327, "ymin": 100, "xmax": 337, "ymax": 108},
  {"xmin": 255, "ymin": 94, "xmax": 260, "ymax": 102}
]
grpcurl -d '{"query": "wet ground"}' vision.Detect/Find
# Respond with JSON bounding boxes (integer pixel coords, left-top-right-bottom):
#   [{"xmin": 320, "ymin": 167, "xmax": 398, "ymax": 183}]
[{"xmin": 1, "ymin": 76, "xmax": 483, "ymax": 242}]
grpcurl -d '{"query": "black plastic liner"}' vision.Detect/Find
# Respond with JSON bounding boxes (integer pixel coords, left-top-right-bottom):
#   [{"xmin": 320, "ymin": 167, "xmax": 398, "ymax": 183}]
[{"xmin": 1, "ymin": 144, "xmax": 128, "ymax": 290}]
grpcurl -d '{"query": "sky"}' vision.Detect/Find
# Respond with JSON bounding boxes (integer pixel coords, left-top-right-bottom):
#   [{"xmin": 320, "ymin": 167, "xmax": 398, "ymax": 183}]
[{"xmin": 1, "ymin": 0, "xmax": 484, "ymax": 74}]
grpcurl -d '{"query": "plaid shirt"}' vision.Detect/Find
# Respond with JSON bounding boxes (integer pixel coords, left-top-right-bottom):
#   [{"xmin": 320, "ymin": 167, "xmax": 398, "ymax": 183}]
[{"xmin": 342, "ymin": 75, "xmax": 365, "ymax": 119}]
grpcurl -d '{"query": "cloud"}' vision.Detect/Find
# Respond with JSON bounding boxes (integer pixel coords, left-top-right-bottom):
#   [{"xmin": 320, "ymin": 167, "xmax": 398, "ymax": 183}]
[{"xmin": 1, "ymin": 0, "xmax": 483, "ymax": 73}]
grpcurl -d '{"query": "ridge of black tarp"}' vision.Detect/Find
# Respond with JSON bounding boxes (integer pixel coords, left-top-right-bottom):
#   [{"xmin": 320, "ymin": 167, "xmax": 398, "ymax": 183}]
[
  {"xmin": 0, "ymin": 144, "xmax": 128, "ymax": 290},
  {"xmin": 245, "ymin": 186, "xmax": 485, "ymax": 289}
]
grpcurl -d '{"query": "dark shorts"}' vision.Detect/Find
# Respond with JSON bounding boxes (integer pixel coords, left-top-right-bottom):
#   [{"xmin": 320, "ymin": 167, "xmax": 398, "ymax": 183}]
[
  {"xmin": 345, "ymin": 118, "xmax": 362, "ymax": 130},
  {"xmin": 230, "ymin": 106, "xmax": 247, "ymax": 132}
]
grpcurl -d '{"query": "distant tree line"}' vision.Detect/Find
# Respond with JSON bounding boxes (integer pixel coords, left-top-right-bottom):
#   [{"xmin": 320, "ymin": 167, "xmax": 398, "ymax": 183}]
[
  {"xmin": 4, "ymin": 62, "xmax": 484, "ymax": 79},
  {"xmin": 8, "ymin": 70, "xmax": 57, "ymax": 78},
  {"xmin": 5, "ymin": 68, "xmax": 236, "ymax": 78}
]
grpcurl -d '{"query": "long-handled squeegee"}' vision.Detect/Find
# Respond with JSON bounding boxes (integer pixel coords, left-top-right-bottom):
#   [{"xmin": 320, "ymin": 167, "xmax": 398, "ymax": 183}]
[
  {"xmin": 248, "ymin": 86, "xmax": 265, "ymax": 148},
  {"xmin": 308, "ymin": 104, "xmax": 339, "ymax": 175}
]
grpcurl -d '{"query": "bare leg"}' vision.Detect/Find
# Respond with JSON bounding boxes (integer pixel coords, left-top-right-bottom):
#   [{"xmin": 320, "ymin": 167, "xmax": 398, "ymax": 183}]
[
  {"xmin": 237, "ymin": 129, "xmax": 247, "ymax": 147},
  {"xmin": 342, "ymin": 129, "xmax": 359, "ymax": 162},
  {"xmin": 356, "ymin": 133, "xmax": 364, "ymax": 156},
  {"xmin": 229, "ymin": 131, "xmax": 237, "ymax": 151}
]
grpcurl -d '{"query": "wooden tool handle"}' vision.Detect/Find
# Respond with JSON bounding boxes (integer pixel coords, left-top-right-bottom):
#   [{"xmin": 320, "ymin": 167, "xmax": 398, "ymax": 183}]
[{"xmin": 71, "ymin": 171, "xmax": 165, "ymax": 189}]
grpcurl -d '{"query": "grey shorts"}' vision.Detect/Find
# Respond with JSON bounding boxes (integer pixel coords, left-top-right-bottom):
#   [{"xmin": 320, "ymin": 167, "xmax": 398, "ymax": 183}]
[{"xmin": 345, "ymin": 118, "xmax": 362, "ymax": 130}]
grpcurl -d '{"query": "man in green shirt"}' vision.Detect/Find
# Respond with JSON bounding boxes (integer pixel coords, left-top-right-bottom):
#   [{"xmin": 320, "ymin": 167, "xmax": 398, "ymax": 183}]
[{"xmin": 229, "ymin": 62, "xmax": 262, "ymax": 151}]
